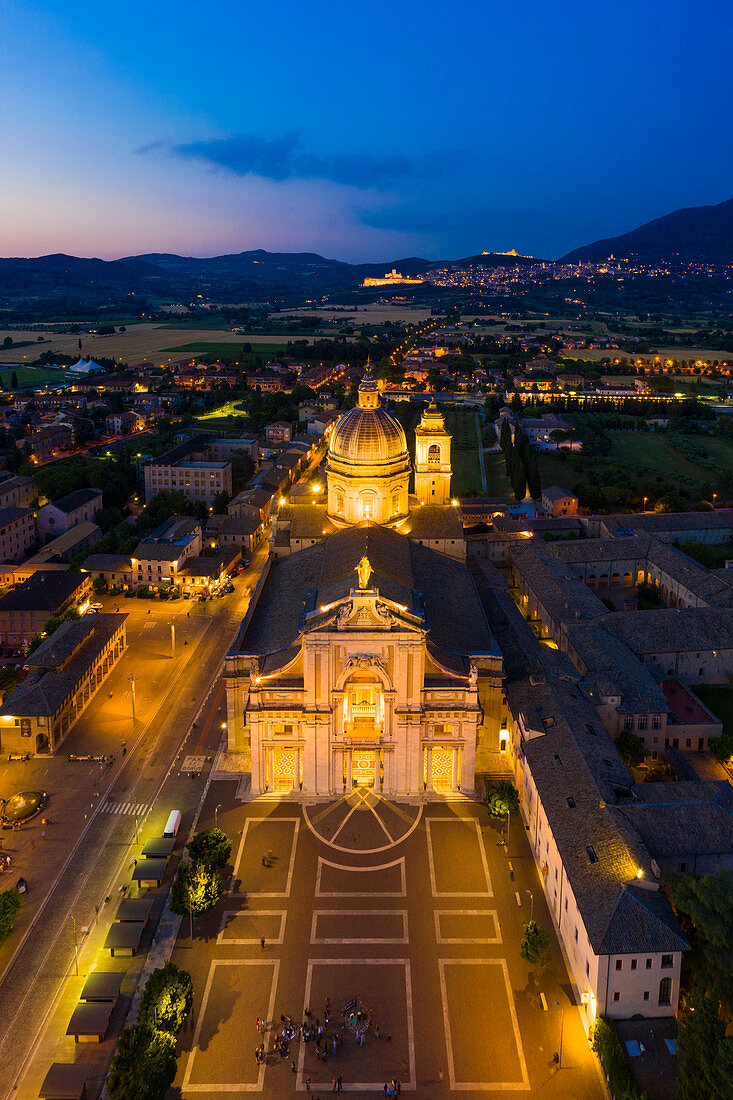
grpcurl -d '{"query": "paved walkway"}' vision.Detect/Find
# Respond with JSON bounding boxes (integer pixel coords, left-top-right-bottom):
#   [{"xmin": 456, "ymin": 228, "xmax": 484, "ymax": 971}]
[{"xmin": 172, "ymin": 785, "xmax": 605, "ymax": 1097}]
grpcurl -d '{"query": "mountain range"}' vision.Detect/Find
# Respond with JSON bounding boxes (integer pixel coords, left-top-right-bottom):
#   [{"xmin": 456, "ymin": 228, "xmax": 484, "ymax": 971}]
[
  {"xmin": 0, "ymin": 199, "xmax": 730, "ymax": 305},
  {"xmin": 561, "ymin": 198, "xmax": 733, "ymax": 264}
]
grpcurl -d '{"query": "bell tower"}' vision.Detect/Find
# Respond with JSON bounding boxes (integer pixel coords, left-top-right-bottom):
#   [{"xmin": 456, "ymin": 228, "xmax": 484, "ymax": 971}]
[{"xmin": 414, "ymin": 403, "xmax": 452, "ymax": 504}]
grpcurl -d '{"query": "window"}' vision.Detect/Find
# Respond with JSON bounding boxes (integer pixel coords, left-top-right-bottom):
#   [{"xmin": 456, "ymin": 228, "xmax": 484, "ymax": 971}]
[
  {"xmin": 427, "ymin": 444, "xmax": 441, "ymax": 466},
  {"xmin": 553, "ymin": 753, "xmax": 562, "ymax": 765},
  {"xmin": 643, "ymin": 991, "xmax": 649, "ymax": 1001},
  {"xmin": 646, "ymin": 958, "xmax": 652, "ymax": 970},
  {"xmin": 586, "ymin": 960, "xmax": 590, "ymax": 977},
  {"xmin": 661, "ymin": 954, "xmax": 673, "ymax": 969},
  {"xmin": 586, "ymin": 846, "xmax": 598, "ymax": 864},
  {"xmin": 659, "ymin": 977, "xmax": 672, "ymax": 1006},
  {"xmin": 574, "ymin": 927, "xmax": 578, "ymax": 943},
  {"xmin": 391, "ymin": 493, "xmax": 400, "ymax": 515},
  {"xmin": 631, "ymin": 959, "xmax": 637, "ymax": 971},
  {"xmin": 637, "ymin": 715, "xmax": 648, "ymax": 730},
  {"xmin": 615, "ymin": 959, "xmax": 622, "ymax": 971},
  {"xmin": 566, "ymin": 797, "xmax": 576, "ymax": 809},
  {"xmin": 613, "ymin": 992, "xmax": 620, "ymax": 1002},
  {"xmin": 623, "ymin": 716, "xmax": 634, "ymax": 732},
  {"xmin": 652, "ymin": 715, "xmax": 662, "ymax": 730}
]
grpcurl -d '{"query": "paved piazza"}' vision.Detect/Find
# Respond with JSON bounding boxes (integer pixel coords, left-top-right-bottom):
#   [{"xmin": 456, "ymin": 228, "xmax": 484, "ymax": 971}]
[{"xmin": 173, "ymin": 784, "xmax": 605, "ymax": 1097}]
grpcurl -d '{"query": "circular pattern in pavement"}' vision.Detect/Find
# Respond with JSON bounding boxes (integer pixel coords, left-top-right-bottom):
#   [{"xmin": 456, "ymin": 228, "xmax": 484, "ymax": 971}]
[{"xmin": 303, "ymin": 789, "xmax": 422, "ymax": 853}]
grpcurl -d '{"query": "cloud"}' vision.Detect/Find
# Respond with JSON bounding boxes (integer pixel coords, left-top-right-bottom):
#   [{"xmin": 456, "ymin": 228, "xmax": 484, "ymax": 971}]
[{"xmin": 137, "ymin": 131, "xmax": 416, "ymax": 190}]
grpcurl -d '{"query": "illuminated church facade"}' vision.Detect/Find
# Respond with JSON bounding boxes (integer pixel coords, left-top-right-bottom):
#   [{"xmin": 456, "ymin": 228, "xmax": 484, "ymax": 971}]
[{"xmin": 225, "ymin": 371, "xmax": 504, "ymax": 798}]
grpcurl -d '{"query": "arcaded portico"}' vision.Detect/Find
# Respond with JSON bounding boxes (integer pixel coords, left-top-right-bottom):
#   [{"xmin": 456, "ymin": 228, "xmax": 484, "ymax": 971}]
[{"xmin": 225, "ymin": 526, "xmax": 503, "ymax": 798}]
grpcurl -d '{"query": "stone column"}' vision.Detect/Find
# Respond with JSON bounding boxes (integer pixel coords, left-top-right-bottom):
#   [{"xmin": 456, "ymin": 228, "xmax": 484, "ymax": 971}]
[
  {"xmin": 267, "ymin": 747, "xmax": 274, "ymax": 792},
  {"xmin": 374, "ymin": 749, "xmax": 381, "ymax": 790},
  {"xmin": 426, "ymin": 745, "xmax": 433, "ymax": 791},
  {"xmin": 346, "ymin": 749, "xmax": 352, "ymax": 791},
  {"xmin": 451, "ymin": 746, "xmax": 459, "ymax": 791},
  {"xmin": 293, "ymin": 748, "xmax": 300, "ymax": 792}
]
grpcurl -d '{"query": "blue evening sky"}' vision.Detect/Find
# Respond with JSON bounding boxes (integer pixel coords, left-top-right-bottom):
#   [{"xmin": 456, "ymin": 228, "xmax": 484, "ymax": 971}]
[{"xmin": 2, "ymin": 0, "xmax": 732, "ymax": 261}]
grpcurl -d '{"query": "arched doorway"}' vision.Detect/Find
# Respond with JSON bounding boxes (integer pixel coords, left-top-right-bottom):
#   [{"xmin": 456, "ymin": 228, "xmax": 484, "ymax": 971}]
[{"xmin": 342, "ymin": 670, "xmax": 385, "ymax": 790}]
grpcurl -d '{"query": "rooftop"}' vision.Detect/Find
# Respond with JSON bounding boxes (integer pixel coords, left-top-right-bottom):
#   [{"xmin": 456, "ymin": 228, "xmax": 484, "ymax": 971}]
[{"xmin": 0, "ymin": 570, "xmax": 87, "ymax": 614}]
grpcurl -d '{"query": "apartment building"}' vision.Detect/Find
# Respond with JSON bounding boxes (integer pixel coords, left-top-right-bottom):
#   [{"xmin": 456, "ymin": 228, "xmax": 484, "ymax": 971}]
[{"xmin": 0, "ymin": 507, "xmax": 37, "ymax": 563}]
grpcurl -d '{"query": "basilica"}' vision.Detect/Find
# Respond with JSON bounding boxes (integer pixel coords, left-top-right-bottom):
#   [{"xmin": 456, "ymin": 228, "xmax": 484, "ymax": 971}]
[{"xmin": 225, "ymin": 370, "xmax": 504, "ymax": 798}]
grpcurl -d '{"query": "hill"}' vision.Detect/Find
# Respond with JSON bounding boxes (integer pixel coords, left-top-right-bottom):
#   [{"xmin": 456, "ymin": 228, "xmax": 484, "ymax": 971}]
[{"xmin": 561, "ymin": 198, "xmax": 733, "ymax": 264}]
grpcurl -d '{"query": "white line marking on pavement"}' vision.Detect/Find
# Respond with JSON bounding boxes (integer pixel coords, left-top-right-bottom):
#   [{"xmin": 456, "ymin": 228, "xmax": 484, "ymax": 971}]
[
  {"xmin": 438, "ymin": 958, "xmax": 529, "ymax": 1091},
  {"xmin": 425, "ymin": 817, "xmax": 494, "ymax": 897},
  {"xmin": 217, "ymin": 909, "xmax": 287, "ymax": 946},
  {"xmin": 315, "ymin": 856, "xmax": 406, "ymax": 897},
  {"xmin": 298, "ymin": 958, "xmax": 416, "ymax": 1091},
  {"xmin": 182, "ymin": 958, "xmax": 280, "ymax": 1092},
  {"xmin": 434, "ymin": 909, "xmax": 502, "ymax": 945},
  {"xmin": 230, "ymin": 816, "xmax": 300, "ymax": 898},
  {"xmin": 310, "ymin": 909, "xmax": 409, "ymax": 944}
]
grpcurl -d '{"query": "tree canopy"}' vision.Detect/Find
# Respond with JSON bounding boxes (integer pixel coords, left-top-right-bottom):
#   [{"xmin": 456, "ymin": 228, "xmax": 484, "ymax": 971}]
[
  {"xmin": 107, "ymin": 1024, "xmax": 177, "ymax": 1100},
  {"xmin": 520, "ymin": 919, "xmax": 552, "ymax": 970}
]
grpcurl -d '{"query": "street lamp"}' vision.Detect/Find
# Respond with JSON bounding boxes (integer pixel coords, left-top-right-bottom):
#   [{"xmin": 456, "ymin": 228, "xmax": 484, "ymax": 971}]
[
  {"xmin": 554, "ymin": 1002, "xmax": 565, "ymax": 1067},
  {"xmin": 525, "ymin": 889, "xmax": 534, "ymax": 920},
  {"xmin": 128, "ymin": 673, "xmax": 136, "ymax": 724},
  {"xmin": 170, "ymin": 622, "xmax": 176, "ymax": 659},
  {"xmin": 215, "ymin": 803, "xmax": 221, "ymax": 828}
]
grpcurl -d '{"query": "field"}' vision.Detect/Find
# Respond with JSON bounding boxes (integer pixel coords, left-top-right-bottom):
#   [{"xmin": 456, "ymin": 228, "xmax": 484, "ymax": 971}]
[
  {"xmin": 0, "ymin": 365, "xmax": 71, "ymax": 389},
  {"xmin": 161, "ymin": 341, "xmax": 289, "ymax": 360},
  {"xmin": 0, "ymin": 325, "xmax": 318, "ymax": 367},
  {"xmin": 561, "ymin": 347, "xmax": 732, "ymax": 363},
  {"xmin": 535, "ymin": 431, "xmax": 733, "ymax": 501},
  {"xmin": 279, "ymin": 303, "xmax": 434, "ymax": 323}
]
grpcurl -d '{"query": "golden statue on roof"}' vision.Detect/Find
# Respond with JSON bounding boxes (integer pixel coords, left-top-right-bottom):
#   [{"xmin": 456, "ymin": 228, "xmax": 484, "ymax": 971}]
[{"xmin": 355, "ymin": 555, "xmax": 373, "ymax": 589}]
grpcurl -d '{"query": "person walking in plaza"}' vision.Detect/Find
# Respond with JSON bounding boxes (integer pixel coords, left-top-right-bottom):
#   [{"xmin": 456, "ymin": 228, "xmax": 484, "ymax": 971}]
[
  {"xmin": 337, "ymin": 1076, "xmax": 343, "ymax": 1092},
  {"xmin": 260, "ymin": 936, "xmax": 265, "ymax": 950},
  {"xmin": 332, "ymin": 1079, "xmax": 337, "ymax": 1092}
]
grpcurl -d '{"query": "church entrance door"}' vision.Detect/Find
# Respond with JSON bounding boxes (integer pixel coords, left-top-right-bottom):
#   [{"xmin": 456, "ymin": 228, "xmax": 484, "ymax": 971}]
[{"xmin": 352, "ymin": 749, "xmax": 375, "ymax": 787}]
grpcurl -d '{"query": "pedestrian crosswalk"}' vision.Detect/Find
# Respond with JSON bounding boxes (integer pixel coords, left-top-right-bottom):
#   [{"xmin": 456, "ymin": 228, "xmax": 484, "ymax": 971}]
[{"xmin": 101, "ymin": 800, "xmax": 148, "ymax": 817}]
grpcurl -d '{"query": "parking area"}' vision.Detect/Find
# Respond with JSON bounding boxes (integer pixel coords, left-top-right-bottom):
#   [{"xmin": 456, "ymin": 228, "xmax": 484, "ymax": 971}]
[{"xmin": 172, "ymin": 789, "xmax": 606, "ymax": 1097}]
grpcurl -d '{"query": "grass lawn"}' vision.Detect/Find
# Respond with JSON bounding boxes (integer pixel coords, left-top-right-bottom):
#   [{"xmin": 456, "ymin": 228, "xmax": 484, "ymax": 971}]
[
  {"xmin": 160, "ymin": 341, "xmax": 288, "ymax": 360},
  {"xmin": 483, "ymin": 451, "xmax": 515, "ymax": 500},
  {"xmin": 444, "ymin": 410, "xmax": 485, "ymax": 496},
  {"xmin": 536, "ymin": 431, "xmax": 733, "ymax": 502},
  {"xmin": 693, "ymin": 686, "xmax": 733, "ymax": 738},
  {"xmin": 0, "ymin": 366, "xmax": 71, "ymax": 389}
]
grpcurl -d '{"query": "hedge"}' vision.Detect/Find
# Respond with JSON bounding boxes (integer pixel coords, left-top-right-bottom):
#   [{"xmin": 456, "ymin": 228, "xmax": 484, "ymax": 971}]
[{"xmin": 591, "ymin": 1017, "xmax": 646, "ymax": 1099}]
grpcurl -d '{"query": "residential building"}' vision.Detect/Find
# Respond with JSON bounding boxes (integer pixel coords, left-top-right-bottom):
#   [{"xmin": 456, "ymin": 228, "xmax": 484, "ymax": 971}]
[
  {"xmin": 142, "ymin": 436, "xmax": 232, "ymax": 504},
  {"xmin": 0, "ymin": 614, "xmax": 126, "ymax": 754},
  {"xmin": 131, "ymin": 516, "xmax": 202, "ymax": 590},
  {"xmin": 26, "ymin": 522, "xmax": 101, "ymax": 566},
  {"xmin": 265, "ymin": 421, "xmax": 292, "ymax": 443},
  {"xmin": 0, "ymin": 570, "xmax": 92, "ymax": 647},
  {"xmin": 0, "ymin": 475, "xmax": 38, "ymax": 510},
  {"xmin": 541, "ymin": 486, "xmax": 579, "ymax": 517},
  {"xmin": 0, "ymin": 507, "xmax": 37, "ymax": 563},
  {"xmin": 20, "ymin": 425, "xmax": 73, "ymax": 463}
]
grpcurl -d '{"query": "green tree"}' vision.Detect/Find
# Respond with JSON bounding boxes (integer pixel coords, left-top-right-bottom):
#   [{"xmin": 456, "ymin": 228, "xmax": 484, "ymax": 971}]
[
  {"xmin": 170, "ymin": 860, "xmax": 223, "ymax": 918},
  {"xmin": 11, "ymin": 371, "xmax": 18, "ymax": 390},
  {"xmin": 108, "ymin": 1024, "xmax": 177, "ymax": 1100},
  {"xmin": 485, "ymin": 781, "xmax": 519, "ymax": 820},
  {"xmin": 549, "ymin": 429, "xmax": 565, "ymax": 450},
  {"xmin": 677, "ymin": 993, "xmax": 733, "ymax": 1100},
  {"xmin": 212, "ymin": 490, "xmax": 230, "ymax": 515},
  {"xmin": 615, "ymin": 730, "xmax": 646, "ymax": 767},
  {"xmin": 0, "ymin": 888, "xmax": 22, "ymax": 945},
  {"xmin": 526, "ymin": 452, "xmax": 541, "ymax": 499},
  {"xmin": 499, "ymin": 417, "xmax": 512, "ymax": 453},
  {"xmin": 667, "ymin": 871, "xmax": 733, "ymax": 1013},
  {"xmin": 138, "ymin": 961, "xmax": 193, "ymax": 1034},
  {"xmin": 520, "ymin": 920, "xmax": 551, "ymax": 972},
  {"xmin": 186, "ymin": 827, "xmax": 232, "ymax": 870}
]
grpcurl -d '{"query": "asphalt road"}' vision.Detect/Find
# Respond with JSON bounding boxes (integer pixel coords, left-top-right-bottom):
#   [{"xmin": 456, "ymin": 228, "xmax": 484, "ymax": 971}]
[{"xmin": 0, "ymin": 544, "xmax": 268, "ymax": 1099}]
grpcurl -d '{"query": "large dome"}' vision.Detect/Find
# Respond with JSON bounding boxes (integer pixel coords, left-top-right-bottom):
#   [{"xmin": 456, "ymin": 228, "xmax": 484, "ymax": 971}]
[
  {"xmin": 326, "ymin": 368, "xmax": 411, "ymax": 527},
  {"xmin": 329, "ymin": 404, "xmax": 408, "ymax": 463},
  {"xmin": 328, "ymin": 369, "xmax": 408, "ymax": 464}
]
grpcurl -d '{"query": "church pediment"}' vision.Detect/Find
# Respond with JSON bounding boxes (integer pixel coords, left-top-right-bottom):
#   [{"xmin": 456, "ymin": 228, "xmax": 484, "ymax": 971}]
[{"xmin": 307, "ymin": 590, "xmax": 423, "ymax": 634}]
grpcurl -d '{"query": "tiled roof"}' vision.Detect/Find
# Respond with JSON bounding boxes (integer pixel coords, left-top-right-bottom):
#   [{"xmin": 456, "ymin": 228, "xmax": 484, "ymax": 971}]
[
  {"xmin": 0, "ymin": 613, "xmax": 125, "ymax": 717},
  {"xmin": 602, "ymin": 608, "xmax": 733, "ymax": 654},
  {"xmin": 48, "ymin": 488, "xmax": 102, "ymax": 514},
  {"xmin": 610, "ymin": 782, "xmax": 733, "ymax": 859},
  {"xmin": 0, "ymin": 570, "xmax": 87, "ymax": 613},
  {"xmin": 511, "ymin": 546, "xmax": 608, "ymax": 625},
  {"xmin": 234, "ymin": 525, "xmax": 498, "ymax": 662},
  {"xmin": 565, "ymin": 622, "xmax": 670, "ymax": 715}
]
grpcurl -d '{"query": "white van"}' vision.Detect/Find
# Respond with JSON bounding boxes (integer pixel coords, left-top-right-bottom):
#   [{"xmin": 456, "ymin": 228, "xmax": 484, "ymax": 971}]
[{"xmin": 163, "ymin": 810, "xmax": 182, "ymax": 838}]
